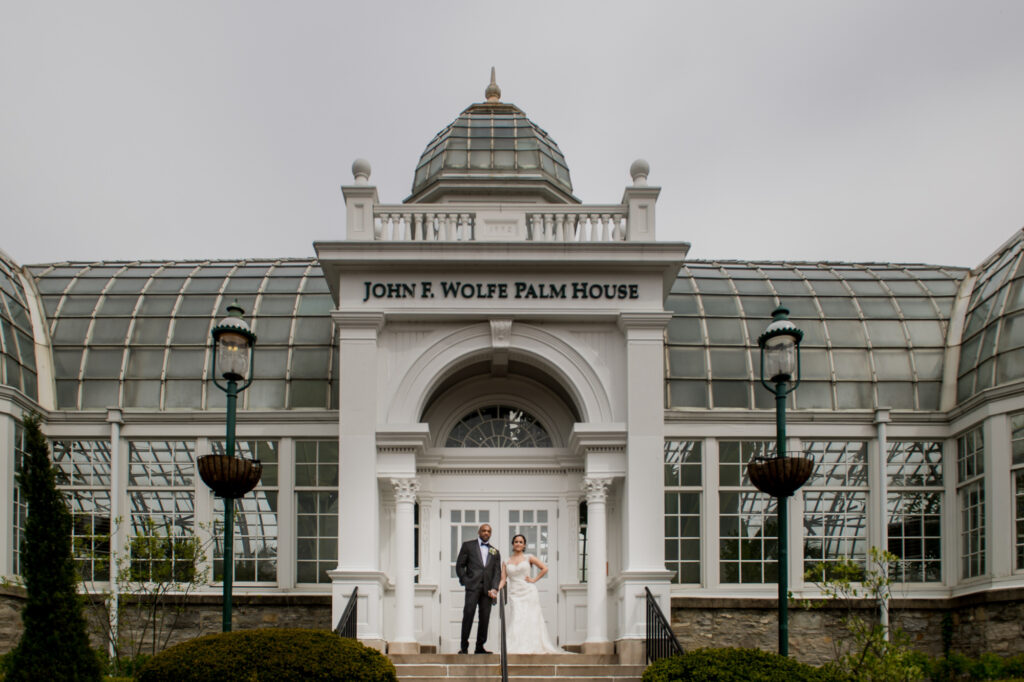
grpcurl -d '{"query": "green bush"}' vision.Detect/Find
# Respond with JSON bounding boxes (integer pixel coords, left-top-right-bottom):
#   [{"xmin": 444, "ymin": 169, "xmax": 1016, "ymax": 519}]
[
  {"xmin": 642, "ymin": 647, "xmax": 840, "ymax": 682},
  {"xmin": 136, "ymin": 628, "xmax": 397, "ymax": 682},
  {"xmin": 6, "ymin": 414, "xmax": 102, "ymax": 682}
]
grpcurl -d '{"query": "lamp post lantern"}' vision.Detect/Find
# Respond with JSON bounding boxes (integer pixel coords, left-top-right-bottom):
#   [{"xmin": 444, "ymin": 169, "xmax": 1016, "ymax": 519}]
[
  {"xmin": 198, "ymin": 300, "xmax": 261, "ymax": 632},
  {"xmin": 748, "ymin": 305, "xmax": 813, "ymax": 657}
]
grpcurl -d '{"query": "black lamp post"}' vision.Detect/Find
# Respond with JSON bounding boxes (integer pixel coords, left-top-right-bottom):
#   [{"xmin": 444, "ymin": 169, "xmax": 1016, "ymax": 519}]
[
  {"xmin": 748, "ymin": 305, "xmax": 812, "ymax": 657},
  {"xmin": 198, "ymin": 300, "xmax": 261, "ymax": 632}
]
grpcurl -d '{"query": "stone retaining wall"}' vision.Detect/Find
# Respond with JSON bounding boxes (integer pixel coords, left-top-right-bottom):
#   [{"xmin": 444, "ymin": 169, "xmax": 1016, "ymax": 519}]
[
  {"xmin": 0, "ymin": 585, "xmax": 25, "ymax": 653},
  {"xmin": 0, "ymin": 589, "xmax": 331, "ymax": 655},
  {"xmin": 671, "ymin": 588, "xmax": 1024, "ymax": 665}
]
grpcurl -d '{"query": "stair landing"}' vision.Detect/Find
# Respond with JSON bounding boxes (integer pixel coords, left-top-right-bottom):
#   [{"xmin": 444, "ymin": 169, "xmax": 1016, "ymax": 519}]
[{"xmin": 389, "ymin": 653, "xmax": 644, "ymax": 682}]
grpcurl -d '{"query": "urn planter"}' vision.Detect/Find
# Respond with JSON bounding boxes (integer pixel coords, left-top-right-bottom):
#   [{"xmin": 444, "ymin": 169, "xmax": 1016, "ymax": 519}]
[
  {"xmin": 198, "ymin": 454, "xmax": 262, "ymax": 499},
  {"xmin": 747, "ymin": 455, "xmax": 813, "ymax": 498}
]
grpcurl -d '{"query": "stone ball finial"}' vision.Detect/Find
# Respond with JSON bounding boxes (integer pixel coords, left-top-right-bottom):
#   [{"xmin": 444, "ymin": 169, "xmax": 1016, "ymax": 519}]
[
  {"xmin": 352, "ymin": 158, "xmax": 372, "ymax": 185},
  {"xmin": 630, "ymin": 159, "xmax": 650, "ymax": 186},
  {"xmin": 485, "ymin": 66, "xmax": 501, "ymax": 103}
]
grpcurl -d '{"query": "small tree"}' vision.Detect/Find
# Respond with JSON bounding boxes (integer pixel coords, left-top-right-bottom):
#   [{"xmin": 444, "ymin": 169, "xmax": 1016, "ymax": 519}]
[
  {"xmin": 6, "ymin": 413, "xmax": 101, "ymax": 681},
  {"xmin": 803, "ymin": 546, "xmax": 927, "ymax": 682},
  {"xmin": 79, "ymin": 517, "xmax": 209, "ymax": 675},
  {"xmin": 116, "ymin": 517, "xmax": 209, "ymax": 660}
]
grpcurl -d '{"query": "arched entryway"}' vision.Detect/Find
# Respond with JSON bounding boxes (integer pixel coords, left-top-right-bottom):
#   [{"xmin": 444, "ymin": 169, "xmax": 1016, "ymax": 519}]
[{"xmin": 418, "ymin": 372, "xmax": 584, "ymax": 652}]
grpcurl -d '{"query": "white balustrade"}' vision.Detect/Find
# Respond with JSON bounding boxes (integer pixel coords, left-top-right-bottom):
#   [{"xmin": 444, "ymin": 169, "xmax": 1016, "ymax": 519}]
[
  {"xmin": 370, "ymin": 205, "xmax": 629, "ymax": 242},
  {"xmin": 374, "ymin": 211, "xmax": 475, "ymax": 241},
  {"xmin": 526, "ymin": 210, "xmax": 628, "ymax": 242}
]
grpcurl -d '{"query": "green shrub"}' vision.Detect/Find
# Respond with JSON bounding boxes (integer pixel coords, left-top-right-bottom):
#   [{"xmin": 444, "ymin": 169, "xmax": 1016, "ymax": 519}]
[
  {"xmin": 136, "ymin": 628, "xmax": 397, "ymax": 682},
  {"xmin": 6, "ymin": 414, "xmax": 102, "ymax": 682},
  {"xmin": 1002, "ymin": 654, "xmax": 1024, "ymax": 679},
  {"xmin": 642, "ymin": 647, "xmax": 839, "ymax": 682}
]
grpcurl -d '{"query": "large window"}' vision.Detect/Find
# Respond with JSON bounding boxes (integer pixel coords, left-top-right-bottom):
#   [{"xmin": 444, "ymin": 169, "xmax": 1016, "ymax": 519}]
[
  {"xmin": 1013, "ymin": 414, "xmax": 1024, "ymax": 570},
  {"xmin": 886, "ymin": 441, "xmax": 943, "ymax": 582},
  {"xmin": 127, "ymin": 440, "xmax": 196, "ymax": 581},
  {"xmin": 664, "ymin": 440, "xmax": 701, "ymax": 584},
  {"xmin": 53, "ymin": 440, "xmax": 112, "ymax": 581},
  {"xmin": 12, "ymin": 423, "xmax": 27, "ymax": 576},
  {"xmin": 719, "ymin": 441, "xmax": 778, "ymax": 584},
  {"xmin": 957, "ymin": 426, "xmax": 986, "ymax": 579},
  {"xmin": 295, "ymin": 440, "xmax": 338, "ymax": 584},
  {"xmin": 213, "ymin": 440, "xmax": 278, "ymax": 583},
  {"xmin": 803, "ymin": 441, "xmax": 868, "ymax": 577}
]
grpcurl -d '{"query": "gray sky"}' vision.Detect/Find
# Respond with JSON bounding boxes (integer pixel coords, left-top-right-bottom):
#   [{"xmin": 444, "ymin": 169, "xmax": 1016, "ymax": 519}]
[{"xmin": 2, "ymin": 1, "xmax": 1023, "ymax": 269}]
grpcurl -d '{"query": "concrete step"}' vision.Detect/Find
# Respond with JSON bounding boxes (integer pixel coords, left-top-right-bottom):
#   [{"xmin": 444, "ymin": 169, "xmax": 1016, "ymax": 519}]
[
  {"xmin": 397, "ymin": 675, "xmax": 643, "ymax": 679},
  {"xmin": 390, "ymin": 653, "xmax": 644, "ymax": 682},
  {"xmin": 387, "ymin": 651, "xmax": 618, "ymax": 659}
]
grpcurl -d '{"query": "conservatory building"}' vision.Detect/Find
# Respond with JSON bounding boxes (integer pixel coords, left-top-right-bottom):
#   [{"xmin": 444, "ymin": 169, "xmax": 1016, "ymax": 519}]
[{"xmin": 2, "ymin": 79, "xmax": 1024, "ymax": 659}]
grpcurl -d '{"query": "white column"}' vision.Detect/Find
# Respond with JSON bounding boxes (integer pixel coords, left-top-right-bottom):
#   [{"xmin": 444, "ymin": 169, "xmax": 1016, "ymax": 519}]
[
  {"xmin": 583, "ymin": 476, "xmax": 612, "ymax": 652},
  {"xmin": 986, "ymin": 414, "xmax": 1012, "ymax": 578},
  {"xmin": 872, "ymin": 408, "xmax": 891, "ymax": 638},
  {"xmin": 391, "ymin": 477, "xmax": 419, "ymax": 652},
  {"xmin": 329, "ymin": 311, "xmax": 387, "ymax": 647},
  {"xmin": 619, "ymin": 312, "xmax": 672, "ymax": 572},
  {"xmin": 106, "ymin": 409, "xmax": 123, "ymax": 658},
  {"xmin": 615, "ymin": 311, "xmax": 673, "ymax": 662}
]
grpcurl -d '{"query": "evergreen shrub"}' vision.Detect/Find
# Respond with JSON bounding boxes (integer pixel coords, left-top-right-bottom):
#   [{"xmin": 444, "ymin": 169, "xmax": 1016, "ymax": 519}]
[
  {"xmin": 136, "ymin": 628, "xmax": 397, "ymax": 682},
  {"xmin": 642, "ymin": 647, "xmax": 840, "ymax": 682},
  {"xmin": 5, "ymin": 413, "xmax": 102, "ymax": 682}
]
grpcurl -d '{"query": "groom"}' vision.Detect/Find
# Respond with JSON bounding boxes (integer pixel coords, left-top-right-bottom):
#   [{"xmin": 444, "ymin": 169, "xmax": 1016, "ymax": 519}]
[{"xmin": 455, "ymin": 523, "xmax": 502, "ymax": 654}]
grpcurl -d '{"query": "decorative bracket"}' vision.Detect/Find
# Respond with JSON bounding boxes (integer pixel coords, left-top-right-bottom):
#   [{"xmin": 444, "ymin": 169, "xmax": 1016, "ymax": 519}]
[{"xmin": 490, "ymin": 319, "xmax": 512, "ymax": 377}]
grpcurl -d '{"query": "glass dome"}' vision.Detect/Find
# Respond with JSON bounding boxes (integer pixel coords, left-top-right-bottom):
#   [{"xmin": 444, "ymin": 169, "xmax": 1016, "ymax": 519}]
[
  {"xmin": 408, "ymin": 96, "xmax": 576, "ymax": 204},
  {"xmin": 0, "ymin": 249, "xmax": 39, "ymax": 400},
  {"xmin": 667, "ymin": 260, "xmax": 968, "ymax": 411},
  {"xmin": 28, "ymin": 259, "xmax": 336, "ymax": 411},
  {"xmin": 956, "ymin": 228, "xmax": 1024, "ymax": 403}
]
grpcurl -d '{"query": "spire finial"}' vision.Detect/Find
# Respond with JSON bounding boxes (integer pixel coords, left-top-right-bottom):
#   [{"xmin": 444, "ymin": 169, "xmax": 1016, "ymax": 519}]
[{"xmin": 485, "ymin": 66, "xmax": 501, "ymax": 103}]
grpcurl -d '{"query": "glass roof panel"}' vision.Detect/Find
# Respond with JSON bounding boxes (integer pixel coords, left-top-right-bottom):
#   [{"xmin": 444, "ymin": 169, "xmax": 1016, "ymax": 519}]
[
  {"xmin": 701, "ymin": 296, "xmax": 739, "ymax": 316},
  {"xmin": 818, "ymin": 297, "xmax": 860, "ymax": 318},
  {"xmin": 865, "ymin": 320, "xmax": 907, "ymax": 346}
]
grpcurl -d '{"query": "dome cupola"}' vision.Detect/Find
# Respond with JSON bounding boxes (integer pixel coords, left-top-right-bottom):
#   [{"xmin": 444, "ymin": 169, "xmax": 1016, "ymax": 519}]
[{"xmin": 407, "ymin": 69, "xmax": 578, "ymax": 204}]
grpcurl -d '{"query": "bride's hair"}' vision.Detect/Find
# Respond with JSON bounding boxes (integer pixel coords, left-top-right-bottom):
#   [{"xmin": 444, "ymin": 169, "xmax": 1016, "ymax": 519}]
[{"xmin": 511, "ymin": 534, "xmax": 526, "ymax": 547}]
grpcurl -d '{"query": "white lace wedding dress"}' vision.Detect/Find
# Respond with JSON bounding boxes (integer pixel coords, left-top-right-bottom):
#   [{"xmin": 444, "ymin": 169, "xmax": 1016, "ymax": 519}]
[{"xmin": 504, "ymin": 558, "xmax": 564, "ymax": 654}]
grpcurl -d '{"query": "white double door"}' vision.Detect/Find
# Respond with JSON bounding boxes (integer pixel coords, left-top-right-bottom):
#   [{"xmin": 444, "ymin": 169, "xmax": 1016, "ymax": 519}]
[{"xmin": 441, "ymin": 501, "xmax": 558, "ymax": 653}]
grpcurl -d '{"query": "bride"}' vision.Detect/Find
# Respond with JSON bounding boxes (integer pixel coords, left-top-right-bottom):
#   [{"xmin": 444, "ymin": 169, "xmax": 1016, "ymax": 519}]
[{"xmin": 498, "ymin": 534, "xmax": 565, "ymax": 654}]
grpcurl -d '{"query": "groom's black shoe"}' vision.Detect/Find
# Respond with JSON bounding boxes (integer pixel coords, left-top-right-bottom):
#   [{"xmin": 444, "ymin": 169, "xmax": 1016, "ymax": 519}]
[
  {"xmin": 458, "ymin": 649, "xmax": 469, "ymax": 655},
  {"xmin": 474, "ymin": 648, "xmax": 492, "ymax": 654}
]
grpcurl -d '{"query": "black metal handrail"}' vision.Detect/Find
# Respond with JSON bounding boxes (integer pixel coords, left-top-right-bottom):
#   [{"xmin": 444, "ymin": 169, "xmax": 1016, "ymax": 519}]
[
  {"xmin": 645, "ymin": 587, "xmax": 682, "ymax": 664},
  {"xmin": 498, "ymin": 586, "xmax": 509, "ymax": 682},
  {"xmin": 334, "ymin": 586, "xmax": 358, "ymax": 639}
]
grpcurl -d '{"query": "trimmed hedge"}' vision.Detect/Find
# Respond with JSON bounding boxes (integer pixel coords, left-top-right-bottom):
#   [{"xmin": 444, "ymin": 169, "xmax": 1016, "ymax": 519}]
[
  {"xmin": 136, "ymin": 628, "xmax": 397, "ymax": 682},
  {"xmin": 643, "ymin": 648, "xmax": 840, "ymax": 682}
]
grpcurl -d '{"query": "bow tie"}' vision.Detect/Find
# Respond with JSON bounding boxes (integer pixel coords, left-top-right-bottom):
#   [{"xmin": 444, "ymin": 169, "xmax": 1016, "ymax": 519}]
[{"xmin": 480, "ymin": 542, "xmax": 490, "ymax": 547}]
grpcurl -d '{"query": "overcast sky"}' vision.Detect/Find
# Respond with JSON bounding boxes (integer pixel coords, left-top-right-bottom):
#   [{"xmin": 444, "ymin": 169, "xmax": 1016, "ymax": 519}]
[{"xmin": 2, "ymin": 1, "xmax": 1023, "ymax": 270}]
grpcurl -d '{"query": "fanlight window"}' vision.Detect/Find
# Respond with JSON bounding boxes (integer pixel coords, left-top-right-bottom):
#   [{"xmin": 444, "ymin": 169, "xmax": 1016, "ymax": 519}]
[{"xmin": 446, "ymin": 405, "xmax": 552, "ymax": 448}]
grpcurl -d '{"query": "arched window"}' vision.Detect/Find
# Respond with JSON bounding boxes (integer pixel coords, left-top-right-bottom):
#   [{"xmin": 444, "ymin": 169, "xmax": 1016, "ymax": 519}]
[{"xmin": 445, "ymin": 405, "xmax": 552, "ymax": 447}]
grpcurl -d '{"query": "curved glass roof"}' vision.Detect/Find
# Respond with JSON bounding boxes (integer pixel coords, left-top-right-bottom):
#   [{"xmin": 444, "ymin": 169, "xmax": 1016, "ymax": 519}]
[
  {"xmin": 957, "ymin": 229, "xmax": 1024, "ymax": 403},
  {"xmin": 0, "ymin": 250, "xmax": 38, "ymax": 400},
  {"xmin": 25, "ymin": 255, "xmax": 980, "ymax": 414},
  {"xmin": 410, "ymin": 101, "xmax": 574, "ymax": 201},
  {"xmin": 28, "ymin": 259, "xmax": 336, "ymax": 411},
  {"xmin": 667, "ymin": 261, "xmax": 967, "ymax": 411}
]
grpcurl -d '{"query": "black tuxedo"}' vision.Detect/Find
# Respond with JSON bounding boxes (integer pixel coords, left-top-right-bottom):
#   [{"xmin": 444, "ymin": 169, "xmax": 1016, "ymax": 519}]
[{"xmin": 455, "ymin": 538, "xmax": 502, "ymax": 652}]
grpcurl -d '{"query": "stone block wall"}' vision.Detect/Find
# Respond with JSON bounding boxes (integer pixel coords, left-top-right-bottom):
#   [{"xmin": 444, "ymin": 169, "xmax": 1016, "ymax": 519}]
[
  {"xmin": 0, "ymin": 585, "xmax": 25, "ymax": 653},
  {"xmin": 0, "ymin": 589, "xmax": 331, "ymax": 656},
  {"xmin": 671, "ymin": 588, "xmax": 1024, "ymax": 666}
]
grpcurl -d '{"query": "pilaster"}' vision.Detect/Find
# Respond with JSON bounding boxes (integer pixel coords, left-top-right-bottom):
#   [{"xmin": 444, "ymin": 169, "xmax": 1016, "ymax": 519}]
[
  {"xmin": 390, "ymin": 477, "xmax": 420, "ymax": 652},
  {"xmin": 583, "ymin": 476, "xmax": 613, "ymax": 654},
  {"xmin": 331, "ymin": 311, "xmax": 386, "ymax": 645}
]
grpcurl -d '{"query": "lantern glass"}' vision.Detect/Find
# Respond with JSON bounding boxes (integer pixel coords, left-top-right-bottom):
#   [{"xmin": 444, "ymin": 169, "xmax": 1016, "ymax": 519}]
[
  {"xmin": 763, "ymin": 333, "xmax": 798, "ymax": 383},
  {"xmin": 216, "ymin": 330, "xmax": 251, "ymax": 380}
]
